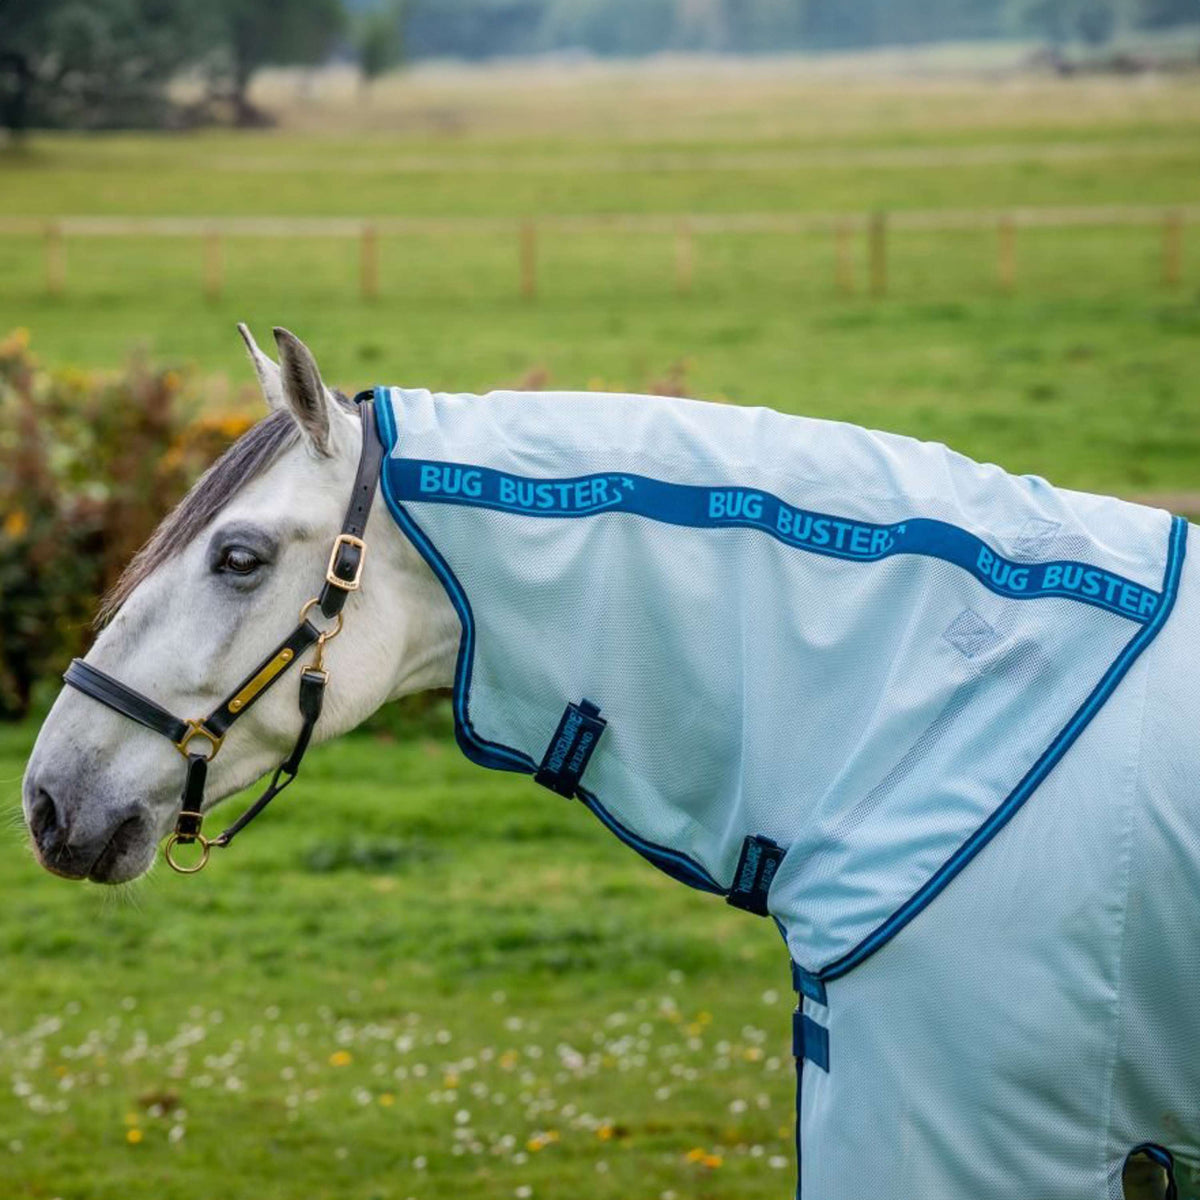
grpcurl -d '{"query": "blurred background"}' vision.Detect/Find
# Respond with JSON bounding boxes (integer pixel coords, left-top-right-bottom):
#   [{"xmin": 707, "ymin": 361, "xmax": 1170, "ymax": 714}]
[{"xmin": 1, "ymin": 2, "xmax": 1198, "ymax": 1198}]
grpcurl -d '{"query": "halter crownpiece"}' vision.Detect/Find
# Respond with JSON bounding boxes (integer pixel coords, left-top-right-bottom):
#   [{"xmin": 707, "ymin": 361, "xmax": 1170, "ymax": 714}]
[{"xmin": 63, "ymin": 391, "xmax": 385, "ymax": 874}]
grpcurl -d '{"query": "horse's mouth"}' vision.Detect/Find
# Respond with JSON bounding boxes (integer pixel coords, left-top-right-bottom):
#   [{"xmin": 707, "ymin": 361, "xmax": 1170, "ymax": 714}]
[
  {"xmin": 86, "ymin": 813, "xmax": 155, "ymax": 883},
  {"xmin": 34, "ymin": 812, "xmax": 155, "ymax": 885}
]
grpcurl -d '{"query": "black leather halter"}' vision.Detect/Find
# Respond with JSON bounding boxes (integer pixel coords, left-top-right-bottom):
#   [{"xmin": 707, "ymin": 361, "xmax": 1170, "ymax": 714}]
[{"xmin": 63, "ymin": 392, "xmax": 385, "ymax": 874}]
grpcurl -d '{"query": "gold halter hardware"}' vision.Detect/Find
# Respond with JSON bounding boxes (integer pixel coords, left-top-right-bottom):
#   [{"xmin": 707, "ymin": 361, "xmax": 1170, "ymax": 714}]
[
  {"xmin": 164, "ymin": 831, "xmax": 216, "ymax": 873},
  {"xmin": 175, "ymin": 720, "xmax": 224, "ymax": 761},
  {"xmin": 299, "ymin": 597, "xmax": 343, "ymax": 675}
]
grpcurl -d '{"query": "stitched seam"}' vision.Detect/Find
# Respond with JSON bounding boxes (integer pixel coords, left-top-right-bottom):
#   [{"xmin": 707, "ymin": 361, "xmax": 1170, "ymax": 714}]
[{"xmin": 1097, "ymin": 647, "xmax": 1154, "ymax": 1190}]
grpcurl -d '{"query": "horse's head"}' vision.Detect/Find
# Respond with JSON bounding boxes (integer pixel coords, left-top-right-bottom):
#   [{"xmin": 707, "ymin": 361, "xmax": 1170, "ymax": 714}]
[{"xmin": 22, "ymin": 326, "xmax": 456, "ymax": 884}]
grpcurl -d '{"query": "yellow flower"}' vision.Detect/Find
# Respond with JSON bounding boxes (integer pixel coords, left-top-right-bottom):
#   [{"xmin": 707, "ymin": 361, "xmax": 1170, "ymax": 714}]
[
  {"xmin": 499, "ymin": 1050, "xmax": 519, "ymax": 1069},
  {"xmin": 163, "ymin": 370, "xmax": 182, "ymax": 392},
  {"xmin": 0, "ymin": 327, "xmax": 30, "ymax": 355},
  {"xmin": 329, "ymin": 1050, "xmax": 353, "ymax": 1067},
  {"xmin": 702, "ymin": 1153, "xmax": 723, "ymax": 1169},
  {"xmin": 126, "ymin": 1129, "xmax": 143, "ymax": 1145},
  {"xmin": 743, "ymin": 1046, "xmax": 763, "ymax": 1062},
  {"xmin": 378, "ymin": 1093, "xmax": 395, "ymax": 1107},
  {"xmin": 3, "ymin": 509, "xmax": 28, "ymax": 539},
  {"xmin": 597, "ymin": 1124, "xmax": 614, "ymax": 1141},
  {"xmin": 443, "ymin": 1072, "xmax": 459, "ymax": 1088},
  {"xmin": 685, "ymin": 1147, "xmax": 706, "ymax": 1163}
]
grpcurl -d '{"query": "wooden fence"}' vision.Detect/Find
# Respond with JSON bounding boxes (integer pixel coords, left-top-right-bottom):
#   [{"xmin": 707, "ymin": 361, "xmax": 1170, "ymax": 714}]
[{"xmin": 0, "ymin": 204, "xmax": 1193, "ymax": 301}]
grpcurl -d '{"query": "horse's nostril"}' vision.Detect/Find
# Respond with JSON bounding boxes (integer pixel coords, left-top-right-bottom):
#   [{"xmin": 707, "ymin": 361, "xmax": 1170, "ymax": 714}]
[{"xmin": 27, "ymin": 787, "xmax": 64, "ymax": 855}]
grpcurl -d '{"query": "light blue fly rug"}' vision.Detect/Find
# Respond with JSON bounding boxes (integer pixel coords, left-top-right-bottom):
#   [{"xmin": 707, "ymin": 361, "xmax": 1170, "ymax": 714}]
[{"xmin": 373, "ymin": 385, "xmax": 1199, "ymax": 1200}]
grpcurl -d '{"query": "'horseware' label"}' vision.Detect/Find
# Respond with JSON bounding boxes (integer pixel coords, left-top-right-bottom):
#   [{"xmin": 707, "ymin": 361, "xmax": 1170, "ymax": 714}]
[
  {"xmin": 535, "ymin": 700, "xmax": 606, "ymax": 798},
  {"xmin": 727, "ymin": 835, "xmax": 785, "ymax": 916}
]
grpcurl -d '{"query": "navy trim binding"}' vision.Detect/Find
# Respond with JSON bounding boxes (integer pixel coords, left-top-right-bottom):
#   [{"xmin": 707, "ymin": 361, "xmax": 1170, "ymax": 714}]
[
  {"xmin": 816, "ymin": 512, "xmax": 1187, "ymax": 983},
  {"xmin": 374, "ymin": 391, "xmax": 724, "ymax": 896},
  {"xmin": 389, "ymin": 458, "xmax": 1167, "ymax": 624}
]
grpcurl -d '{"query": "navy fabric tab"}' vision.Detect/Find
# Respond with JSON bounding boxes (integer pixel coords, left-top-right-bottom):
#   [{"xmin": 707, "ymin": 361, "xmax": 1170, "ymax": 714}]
[
  {"xmin": 534, "ymin": 700, "xmax": 606, "ymax": 798},
  {"xmin": 792, "ymin": 1011, "xmax": 830, "ymax": 1073},
  {"xmin": 791, "ymin": 962, "xmax": 828, "ymax": 1006},
  {"xmin": 726, "ymin": 834, "xmax": 784, "ymax": 916}
]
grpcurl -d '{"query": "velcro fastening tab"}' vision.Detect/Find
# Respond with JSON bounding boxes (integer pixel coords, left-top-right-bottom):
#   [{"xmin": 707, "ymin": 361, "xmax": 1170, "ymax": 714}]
[
  {"xmin": 792, "ymin": 1012, "xmax": 830, "ymax": 1073},
  {"xmin": 726, "ymin": 834, "xmax": 784, "ymax": 916},
  {"xmin": 534, "ymin": 700, "xmax": 606, "ymax": 798},
  {"xmin": 791, "ymin": 962, "xmax": 828, "ymax": 1006}
]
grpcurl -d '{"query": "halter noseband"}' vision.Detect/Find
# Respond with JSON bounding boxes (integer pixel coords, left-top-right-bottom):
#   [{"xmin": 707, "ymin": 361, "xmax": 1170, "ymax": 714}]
[{"xmin": 63, "ymin": 392, "xmax": 385, "ymax": 875}]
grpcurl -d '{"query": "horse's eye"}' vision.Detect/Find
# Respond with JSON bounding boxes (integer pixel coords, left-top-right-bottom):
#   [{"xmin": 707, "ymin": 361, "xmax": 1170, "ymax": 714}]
[{"xmin": 218, "ymin": 547, "xmax": 261, "ymax": 575}]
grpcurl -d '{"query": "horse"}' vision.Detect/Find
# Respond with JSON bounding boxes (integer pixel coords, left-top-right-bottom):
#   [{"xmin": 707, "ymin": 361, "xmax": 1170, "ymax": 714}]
[{"xmin": 22, "ymin": 326, "xmax": 1199, "ymax": 1199}]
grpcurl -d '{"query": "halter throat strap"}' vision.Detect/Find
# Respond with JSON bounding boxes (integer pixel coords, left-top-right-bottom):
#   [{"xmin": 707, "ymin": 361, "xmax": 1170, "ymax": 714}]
[{"xmin": 62, "ymin": 392, "xmax": 383, "ymax": 873}]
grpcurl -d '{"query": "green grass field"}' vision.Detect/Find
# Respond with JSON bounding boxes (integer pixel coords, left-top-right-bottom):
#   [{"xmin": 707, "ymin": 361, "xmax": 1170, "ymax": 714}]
[
  {"xmin": 2, "ymin": 62, "xmax": 1200, "ymax": 1199},
  {"xmin": 0, "ymin": 716, "xmax": 796, "ymax": 1200},
  {"xmin": 2, "ymin": 68, "xmax": 1200, "ymax": 493}
]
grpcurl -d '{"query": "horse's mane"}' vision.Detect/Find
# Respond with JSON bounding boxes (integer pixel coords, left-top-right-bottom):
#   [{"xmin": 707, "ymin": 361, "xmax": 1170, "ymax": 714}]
[{"xmin": 98, "ymin": 390, "xmax": 352, "ymax": 625}]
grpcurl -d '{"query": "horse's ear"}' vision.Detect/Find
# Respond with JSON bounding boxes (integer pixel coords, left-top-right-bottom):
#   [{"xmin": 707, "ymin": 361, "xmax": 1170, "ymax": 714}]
[
  {"xmin": 236, "ymin": 322, "xmax": 286, "ymax": 412},
  {"xmin": 273, "ymin": 326, "xmax": 333, "ymax": 458}
]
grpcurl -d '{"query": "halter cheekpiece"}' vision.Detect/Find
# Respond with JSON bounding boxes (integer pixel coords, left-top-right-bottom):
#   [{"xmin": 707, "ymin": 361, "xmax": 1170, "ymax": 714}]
[{"xmin": 63, "ymin": 392, "xmax": 385, "ymax": 874}]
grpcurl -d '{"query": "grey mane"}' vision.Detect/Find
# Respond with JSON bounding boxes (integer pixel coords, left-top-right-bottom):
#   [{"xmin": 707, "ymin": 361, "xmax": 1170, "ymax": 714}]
[{"xmin": 99, "ymin": 391, "xmax": 353, "ymax": 624}]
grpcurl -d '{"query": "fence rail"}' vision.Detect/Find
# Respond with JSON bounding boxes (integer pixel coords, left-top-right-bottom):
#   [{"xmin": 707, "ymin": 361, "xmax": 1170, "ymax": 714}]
[{"xmin": 1, "ymin": 203, "xmax": 1193, "ymax": 300}]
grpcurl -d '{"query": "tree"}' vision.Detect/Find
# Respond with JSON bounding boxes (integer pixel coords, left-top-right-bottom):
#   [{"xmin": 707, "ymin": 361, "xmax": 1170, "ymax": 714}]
[
  {"xmin": 1131, "ymin": 0, "xmax": 1200, "ymax": 27},
  {"xmin": 357, "ymin": 0, "xmax": 405, "ymax": 92},
  {"xmin": 209, "ymin": 0, "xmax": 346, "ymax": 126},
  {"xmin": 1010, "ymin": 0, "xmax": 1121, "ymax": 44},
  {"xmin": 0, "ymin": 0, "xmax": 205, "ymax": 137}
]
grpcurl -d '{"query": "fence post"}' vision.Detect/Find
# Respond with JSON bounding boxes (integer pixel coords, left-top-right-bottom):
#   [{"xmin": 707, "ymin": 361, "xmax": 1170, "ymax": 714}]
[
  {"xmin": 45, "ymin": 222, "xmax": 65, "ymax": 297},
  {"xmin": 1163, "ymin": 209, "xmax": 1183, "ymax": 289},
  {"xmin": 360, "ymin": 222, "xmax": 380, "ymax": 301},
  {"xmin": 869, "ymin": 211, "xmax": 887, "ymax": 298},
  {"xmin": 835, "ymin": 219, "xmax": 855, "ymax": 295},
  {"xmin": 997, "ymin": 214, "xmax": 1016, "ymax": 294},
  {"xmin": 674, "ymin": 218, "xmax": 694, "ymax": 296},
  {"xmin": 203, "ymin": 227, "xmax": 223, "ymax": 302},
  {"xmin": 519, "ymin": 219, "xmax": 538, "ymax": 300}
]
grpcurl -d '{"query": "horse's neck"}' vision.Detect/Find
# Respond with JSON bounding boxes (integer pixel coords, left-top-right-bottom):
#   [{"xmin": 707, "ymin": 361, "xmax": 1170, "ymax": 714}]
[{"xmin": 376, "ymin": 501, "xmax": 460, "ymax": 703}]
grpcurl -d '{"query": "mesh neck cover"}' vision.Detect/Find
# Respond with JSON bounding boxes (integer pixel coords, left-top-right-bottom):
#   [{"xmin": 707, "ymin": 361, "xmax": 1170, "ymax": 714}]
[{"xmin": 375, "ymin": 386, "xmax": 1182, "ymax": 980}]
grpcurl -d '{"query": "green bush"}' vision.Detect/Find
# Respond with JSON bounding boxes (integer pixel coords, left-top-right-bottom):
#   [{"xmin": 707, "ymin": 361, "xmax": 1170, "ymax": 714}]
[{"xmin": 0, "ymin": 330, "xmax": 254, "ymax": 718}]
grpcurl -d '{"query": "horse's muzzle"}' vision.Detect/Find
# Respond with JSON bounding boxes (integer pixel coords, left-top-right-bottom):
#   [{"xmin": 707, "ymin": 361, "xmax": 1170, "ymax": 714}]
[{"xmin": 24, "ymin": 775, "xmax": 155, "ymax": 883}]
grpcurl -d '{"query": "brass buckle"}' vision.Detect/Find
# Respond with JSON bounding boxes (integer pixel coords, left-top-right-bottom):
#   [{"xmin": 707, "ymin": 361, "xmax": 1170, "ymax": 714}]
[
  {"xmin": 325, "ymin": 534, "xmax": 367, "ymax": 591},
  {"xmin": 164, "ymin": 832, "xmax": 213, "ymax": 874},
  {"xmin": 175, "ymin": 720, "xmax": 223, "ymax": 762}
]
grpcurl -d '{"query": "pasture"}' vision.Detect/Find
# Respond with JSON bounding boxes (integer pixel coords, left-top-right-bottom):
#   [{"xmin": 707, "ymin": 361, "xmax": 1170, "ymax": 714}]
[{"xmin": 2, "ymin": 61, "xmax": 1200, "ymax": 1199}]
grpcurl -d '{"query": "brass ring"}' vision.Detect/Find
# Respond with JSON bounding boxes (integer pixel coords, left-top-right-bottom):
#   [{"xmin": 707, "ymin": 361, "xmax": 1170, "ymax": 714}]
[
  {"xmin": 164, "ymin": 833, "xmax": 212, "ymax": 874},
  {"xmin": 298, "ymin": 598, "xmax": 344, "ymax": 641}
]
